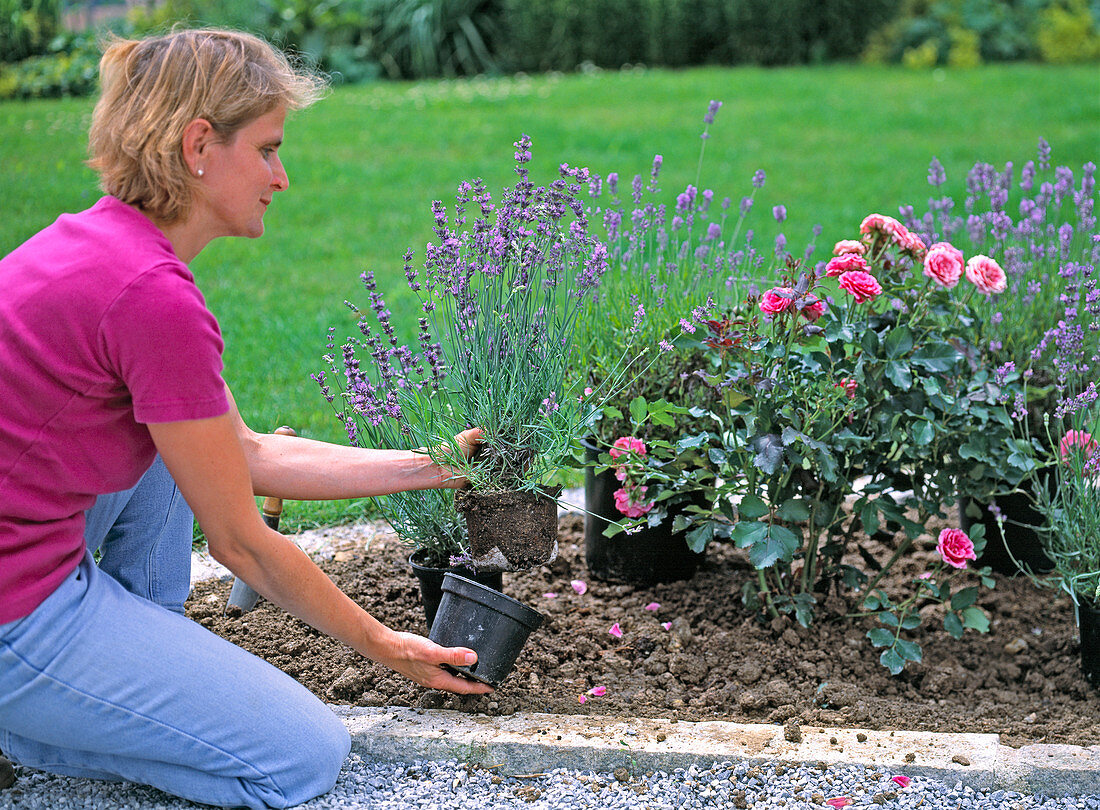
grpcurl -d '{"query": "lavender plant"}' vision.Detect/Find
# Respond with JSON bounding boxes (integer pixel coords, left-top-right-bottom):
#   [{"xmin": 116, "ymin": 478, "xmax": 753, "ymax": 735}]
[
  {"xmin": 321, "ymin": 135, "xmax": 614, "ymax": 507},
  {"xmin": 996, "ymin": 217, "xmax": 1099, "ymax": 608}
]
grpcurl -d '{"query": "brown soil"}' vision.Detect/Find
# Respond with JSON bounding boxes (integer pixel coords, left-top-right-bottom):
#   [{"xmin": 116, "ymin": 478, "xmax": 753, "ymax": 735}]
[{"xmin": 185, "ymin": 514, "xmax": 1100, "ymax": 749}]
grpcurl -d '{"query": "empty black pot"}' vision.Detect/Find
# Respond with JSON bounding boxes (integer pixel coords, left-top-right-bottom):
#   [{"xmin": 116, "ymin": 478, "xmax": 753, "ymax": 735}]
[
  {"xmin": 1079, "ymin": 600, "xmax": 1100, "ymax": 689},
  {"xmin": 428, "ymin": 573, "xmax": 544, "ymax": 687},
  {"xmin": 408, "ymin": 550, "xmax": 503, "ymax": 632},
  {"xmin": 960, "ymin": 471, "xmax": 1055, "ymax": 576}
]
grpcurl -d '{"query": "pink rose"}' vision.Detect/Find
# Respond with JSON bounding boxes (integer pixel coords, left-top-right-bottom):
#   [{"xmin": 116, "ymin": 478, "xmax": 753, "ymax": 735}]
[
  {"xmin": 825, "ymin": 253, "xmax": 869, "ymax": 277},
  {"xmin": 614, "ymin": 486, "xmax": 654, "ymax": 518},
  {"xmin": 1060, "ymin": 430, "xmax": 1097, "ymax": 462},
  {"xmin": 801, "ymin": 298, "xmax": 827, "ymax": 322},
  {"xmin": 609, "ymin": 436, "xmax": 646, "ymax": 460},
  {"xmin": 923, "ymin": 242, "xmax": 965, "ymax": 288},
  {"xmin": 965, "ymin": 255, "xmax": 1007, "ymax": 294},
  {"xmin": 838, "ymin": 270, "xmax": 883, "ymax": 303},
  {"xmin": 860, "ymin": 213, "xmax": 904, "ymax": 238},
  {"xmin": 833, "ymin": 239, "xmax": 865, "ymax": 256},
  {"xmin": 759, "ymin": 287, "xmax": 793, "ymax": 315},
  {"xmin": 937, "ymin": 528, "xmax": 976, "ymax": 569},
  {"xmin": 834, "ymin": 378, "xmax": 857, "ymax": 399},
  {"xmin": 897, "ymin": 229, "xmax": 927, "ymax": 259}
]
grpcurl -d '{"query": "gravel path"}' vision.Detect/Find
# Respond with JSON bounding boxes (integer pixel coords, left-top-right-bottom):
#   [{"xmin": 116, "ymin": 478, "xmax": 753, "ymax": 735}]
[{"xmin": 2, "ymin": 756, "xmax": 1096, "ymax": 809}]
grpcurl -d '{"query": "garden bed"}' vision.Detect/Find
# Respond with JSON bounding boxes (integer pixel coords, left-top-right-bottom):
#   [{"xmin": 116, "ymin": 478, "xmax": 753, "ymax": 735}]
[{"xmin": 185, "ymin": 513, "xmax": 1099, "ymax": 749}]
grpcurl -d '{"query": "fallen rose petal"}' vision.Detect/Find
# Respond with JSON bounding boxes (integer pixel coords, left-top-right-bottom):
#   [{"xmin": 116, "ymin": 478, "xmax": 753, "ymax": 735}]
[
  {"xmin": 917, "ymin": 572, "xmax": 933, "ymax": 580},
  {"xmin": 578, "ymin": 694, "xmax": 587, "ymax": 704},
  {"xmin": 825, "ymin": 799, "xmax": 852, "ymax": 809},
  {"xmin": 543, "ymin": 592, "xmax": 557, "ymax": 598},
  {"xmin": 644, "ymin": 602, "xmax": 660, "ymax": 611},
  {"xmin": 587, "ymin": 686, "xmax": 607, "ymax": 697},
  {"xmin": 662, "ymin": 621, "xmax": 673, "ymax": 631},
  {"xmin": 609, "ymin": 622, "xmax": 623, "ymax": 639},
  {"xmin": 571, "ymin": 579, "xmax": 588, "ymax": 595},
  {"xmin": 892, "ymin": 775, "xmax": 911, "ymax": 787}
]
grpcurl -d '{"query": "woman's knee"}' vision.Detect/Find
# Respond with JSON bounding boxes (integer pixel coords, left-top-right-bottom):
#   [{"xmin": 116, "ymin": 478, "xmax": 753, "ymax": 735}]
[{"xmin": 255, "ymin": 699, "xmax": 350, "ymax": 806}]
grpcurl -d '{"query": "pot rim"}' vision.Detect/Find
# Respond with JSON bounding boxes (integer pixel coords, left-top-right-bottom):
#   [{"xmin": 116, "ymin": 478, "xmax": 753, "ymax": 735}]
[{"xmin": 441, "ymin": 573, "xmax": 544, "ymax": 630}]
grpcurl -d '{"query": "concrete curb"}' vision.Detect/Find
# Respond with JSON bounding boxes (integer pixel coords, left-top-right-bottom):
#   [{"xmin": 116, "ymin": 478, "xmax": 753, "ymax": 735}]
[{"xmin": 332, "ymin": 706, "xmax": 1100, "ymax": 796}]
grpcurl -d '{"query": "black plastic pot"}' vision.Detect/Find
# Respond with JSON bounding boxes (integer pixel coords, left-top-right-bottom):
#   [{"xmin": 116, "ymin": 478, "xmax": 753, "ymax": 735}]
[
  {"xmin": 582, "ymin": 440, "xmax": 704, "ymax": 585},
  {"xmin": 428, "ymin": 573, "xmax": 544, "ymax": 687},
  {"xmin": 959, "ymin": 471, "xmax": 1054, "ymax": 576},
  {"xmin": 1079, "ymin": 600, "xmax": 1100, "ymax": 689},
  {"xmin": 408, "ymin": 550, "xmax": 503, "ymax": 632}
]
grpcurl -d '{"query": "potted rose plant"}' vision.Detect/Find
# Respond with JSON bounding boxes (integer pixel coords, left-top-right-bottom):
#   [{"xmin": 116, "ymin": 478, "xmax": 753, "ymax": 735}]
[
  {"xmin": 572, "ymin": 100, "xmax": 785, "ymax": 584},
  {"xmin": 660, "ymin": 212, "xmax": 1006, "ymax": 672}
]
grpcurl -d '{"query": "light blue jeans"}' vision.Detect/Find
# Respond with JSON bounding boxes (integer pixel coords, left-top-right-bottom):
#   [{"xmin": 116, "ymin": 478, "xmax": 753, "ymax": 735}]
[{"xmin": 0, "ymin": 457, "xmax": 351, "ymax": 809}]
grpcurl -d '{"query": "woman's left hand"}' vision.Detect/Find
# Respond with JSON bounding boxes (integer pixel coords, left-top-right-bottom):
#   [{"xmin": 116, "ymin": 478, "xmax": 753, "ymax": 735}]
[{"xmin": 376, "ymin": 632, "xmax": 495, "ymax": 695}]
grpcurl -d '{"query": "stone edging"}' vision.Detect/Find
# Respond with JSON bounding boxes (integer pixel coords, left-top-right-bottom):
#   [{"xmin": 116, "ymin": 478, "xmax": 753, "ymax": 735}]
[{"xmin": 333, "ymin": 706, "xmax": 1100, "ymax": 796}]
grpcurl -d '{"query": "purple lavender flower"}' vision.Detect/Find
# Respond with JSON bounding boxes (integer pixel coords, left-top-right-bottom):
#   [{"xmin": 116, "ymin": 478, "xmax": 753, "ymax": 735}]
[
  {"xmin": 706, "ymin": 222, "xmax": 722, "ymax": 241},
  {"xmin": 928, "ymin": 157, "xmax": 947, "ymax": 188},
  {"xmin": 752, "ymin": 170, "xmax": 766, "ymax": 189},
  {"xmin": 703, "ymin": 100, "xmax": 722, "ymax": 125},
  {"xmin": 772, "ymin": 205, "xmax": 786, "ymax": 223},
  {"xmin": 649, "ymin": 155, "xmax": 663, "ymax": 191},
  {"xmin": 607, "ymin": 172, "xmax": 618, "ymax": 196},
  {"xmin": 1038, "ymin": 137, "xmax": 1052, "ymax": 171}
]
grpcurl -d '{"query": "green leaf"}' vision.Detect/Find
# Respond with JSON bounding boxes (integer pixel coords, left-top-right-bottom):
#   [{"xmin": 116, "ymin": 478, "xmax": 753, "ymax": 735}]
[
  {"xmin": 750, "ymin": 433, "xmax": 785, "ymax": 475},
  {"xmin": 867, "ymin": 628, "xmax": 894, "ymax": 648},
  {"xmin": 859, "ymin": 502, "xmax": 880, "ymax": 535},
  {"xmin": 861, "ymin": 330, "xmax": 881, "ymax": 354},
  {"xmin": 913, "ymin": 420, "xmax": 934, "ymax": 446},
  {"xmin": 879, "ymin": 611, "xmax": 900, "ymax": 628},
  {"xmin": 900, "ymin": 614, "xmax": 922, "ymax": 630},
  {"xmin": 648, "ymin": 409, "xmax": 676, "ymax": 428},
  {"xmin": 912, "ymin": 343, "xmax": 959, "ymax": 372},
  {"xmin": 731, "ymin": 520, "xmax": 768, "ymax": 549},
  {"xmin": 950, "ymin": 587, "xmax": 978, "ymax": 611},
  {"xmin": 685, "ymin": 522, "xmax": 713, "ymax": 553},
  {"xmin": 738, "ymin": 495, "xmax": 769, "ymax": 520},
  {"xmin": 885, "ymin": 325, "xmax": 914, "ymax": 359},
  {"xmin": 602, "ymin": 406, "xmax": 624, "ymax": 421},
  {"xmin": 629, "ymin": 396, "xmax": 648, "ymax": 425},
  {"xmin": 885, "ymin": 360, "xmax": 912, "ymax": 389},
  {"xmin": 895, "ymin": 639, "xmax": 922, "ymax": 663},
  {"xmin": 961, "ymin": 605, "xmax": 990, "ymax": 633},
  {"xmin": 879, "ymin": 647, "xmax": 906, "ymax": 675},
  {"xmin": 944, "ymin": 612, "xmax": 964, "ymax": 638},
  {"xmin": 776, "ymin": 498, "xmax": 811, "ymax": 522},
  {"xmin": 747, "ymin": 524, "xmax": 800, "ymax": 569}
]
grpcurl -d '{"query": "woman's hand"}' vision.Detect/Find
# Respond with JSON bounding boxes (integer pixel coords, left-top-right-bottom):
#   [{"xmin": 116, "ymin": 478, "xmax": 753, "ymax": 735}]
[
  {"xmin": 432, "ymin": 427, "xmax": 483, "ymax": 489},
  {"xmin": 376, "ymin": 632, "xmax": 495, "ymax": 695}
]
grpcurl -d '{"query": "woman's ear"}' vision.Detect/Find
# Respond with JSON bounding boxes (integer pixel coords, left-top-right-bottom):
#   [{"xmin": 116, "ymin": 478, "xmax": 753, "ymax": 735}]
[{"xmin": 181, "ymin": 118, "xmax": 217, "ymax": 177}]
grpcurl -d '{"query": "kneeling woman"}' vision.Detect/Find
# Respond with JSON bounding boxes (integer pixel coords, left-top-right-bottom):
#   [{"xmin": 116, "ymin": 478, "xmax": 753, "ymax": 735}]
[{"xmin": 0, "ymin": 28, "xmax": 490, "ymax": 809}]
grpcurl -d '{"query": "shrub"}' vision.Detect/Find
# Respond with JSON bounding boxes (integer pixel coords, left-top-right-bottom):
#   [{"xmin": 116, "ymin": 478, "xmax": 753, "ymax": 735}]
[
  {"xmin": 0, "ymin": 0, "xmax": 61, "ymax": 63},
  {"xmin": 864, "ymin": 0, "xmax": 1100, "ymax": 65},
  {"xmin": 0, "ymin": 29, "xmax": 99, "ymax": 100},
  {"xmin": 1036, "ymin": 0, "xmax": 1100, "ymax": 62}
]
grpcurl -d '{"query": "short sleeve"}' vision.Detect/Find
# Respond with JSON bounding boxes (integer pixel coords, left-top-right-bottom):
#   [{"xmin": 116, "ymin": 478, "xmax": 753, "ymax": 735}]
[{"xmin": 99, "ymin": 262, "xmax": 229, "ymax": 423}]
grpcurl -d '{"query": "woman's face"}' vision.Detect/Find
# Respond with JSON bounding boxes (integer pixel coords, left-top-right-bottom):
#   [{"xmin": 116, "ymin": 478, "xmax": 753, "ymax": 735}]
[{"xmin": 198, "ymin": 106, "xmax": 289, "ymax": 240}]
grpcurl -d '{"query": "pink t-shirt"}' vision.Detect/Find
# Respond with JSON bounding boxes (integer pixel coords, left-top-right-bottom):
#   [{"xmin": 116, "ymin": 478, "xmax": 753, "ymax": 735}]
[{"xmin": 0, "ymin": 196, "xmax": 230, "ymax": 623}]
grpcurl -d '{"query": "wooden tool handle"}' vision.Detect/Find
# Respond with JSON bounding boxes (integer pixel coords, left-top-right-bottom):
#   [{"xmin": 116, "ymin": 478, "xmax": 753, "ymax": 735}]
[{"xmin": 261, "ymin": 425, "xmax": 296, "ymax": 519}]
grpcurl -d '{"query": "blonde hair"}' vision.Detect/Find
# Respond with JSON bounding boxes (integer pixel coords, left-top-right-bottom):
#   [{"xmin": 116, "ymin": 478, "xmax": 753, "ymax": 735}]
[{"xmin": 88, "ymin": 29, "xmax": 327, "ymax": 223}]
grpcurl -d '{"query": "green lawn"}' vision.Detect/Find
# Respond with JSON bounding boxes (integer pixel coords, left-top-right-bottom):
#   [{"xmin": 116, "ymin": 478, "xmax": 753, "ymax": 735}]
[{"xmin": 2, "ymin": 62, "xmax": 1097, "ymax": 530}]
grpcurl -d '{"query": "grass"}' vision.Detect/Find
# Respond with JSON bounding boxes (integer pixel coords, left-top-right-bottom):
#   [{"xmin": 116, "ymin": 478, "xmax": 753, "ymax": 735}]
[{"xmin": 2, "ymin": 62, "xmax": 1097, "ymax": 532}]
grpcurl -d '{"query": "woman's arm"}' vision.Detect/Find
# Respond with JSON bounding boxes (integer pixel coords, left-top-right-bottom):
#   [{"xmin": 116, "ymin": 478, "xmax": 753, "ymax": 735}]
[
  {"xmin": 148, "ymin": 413, "xmax": 492, "ymax": 695},
  {"xmin": 224, "ymin": 387, "xmax": 475, "ymax": 500}
]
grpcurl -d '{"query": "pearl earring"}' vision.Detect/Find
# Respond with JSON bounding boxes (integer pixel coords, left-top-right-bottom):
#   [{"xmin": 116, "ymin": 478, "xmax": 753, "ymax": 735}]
[{"xmin": 197, "ymin": 168, "xmax": 204, "ymax": 177}]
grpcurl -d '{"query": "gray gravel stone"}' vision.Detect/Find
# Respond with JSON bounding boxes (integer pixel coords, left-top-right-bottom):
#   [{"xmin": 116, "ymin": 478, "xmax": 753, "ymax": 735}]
[{"xmin": 1, "ymin": 757, "xmax": 1098, "ymax": 809}]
